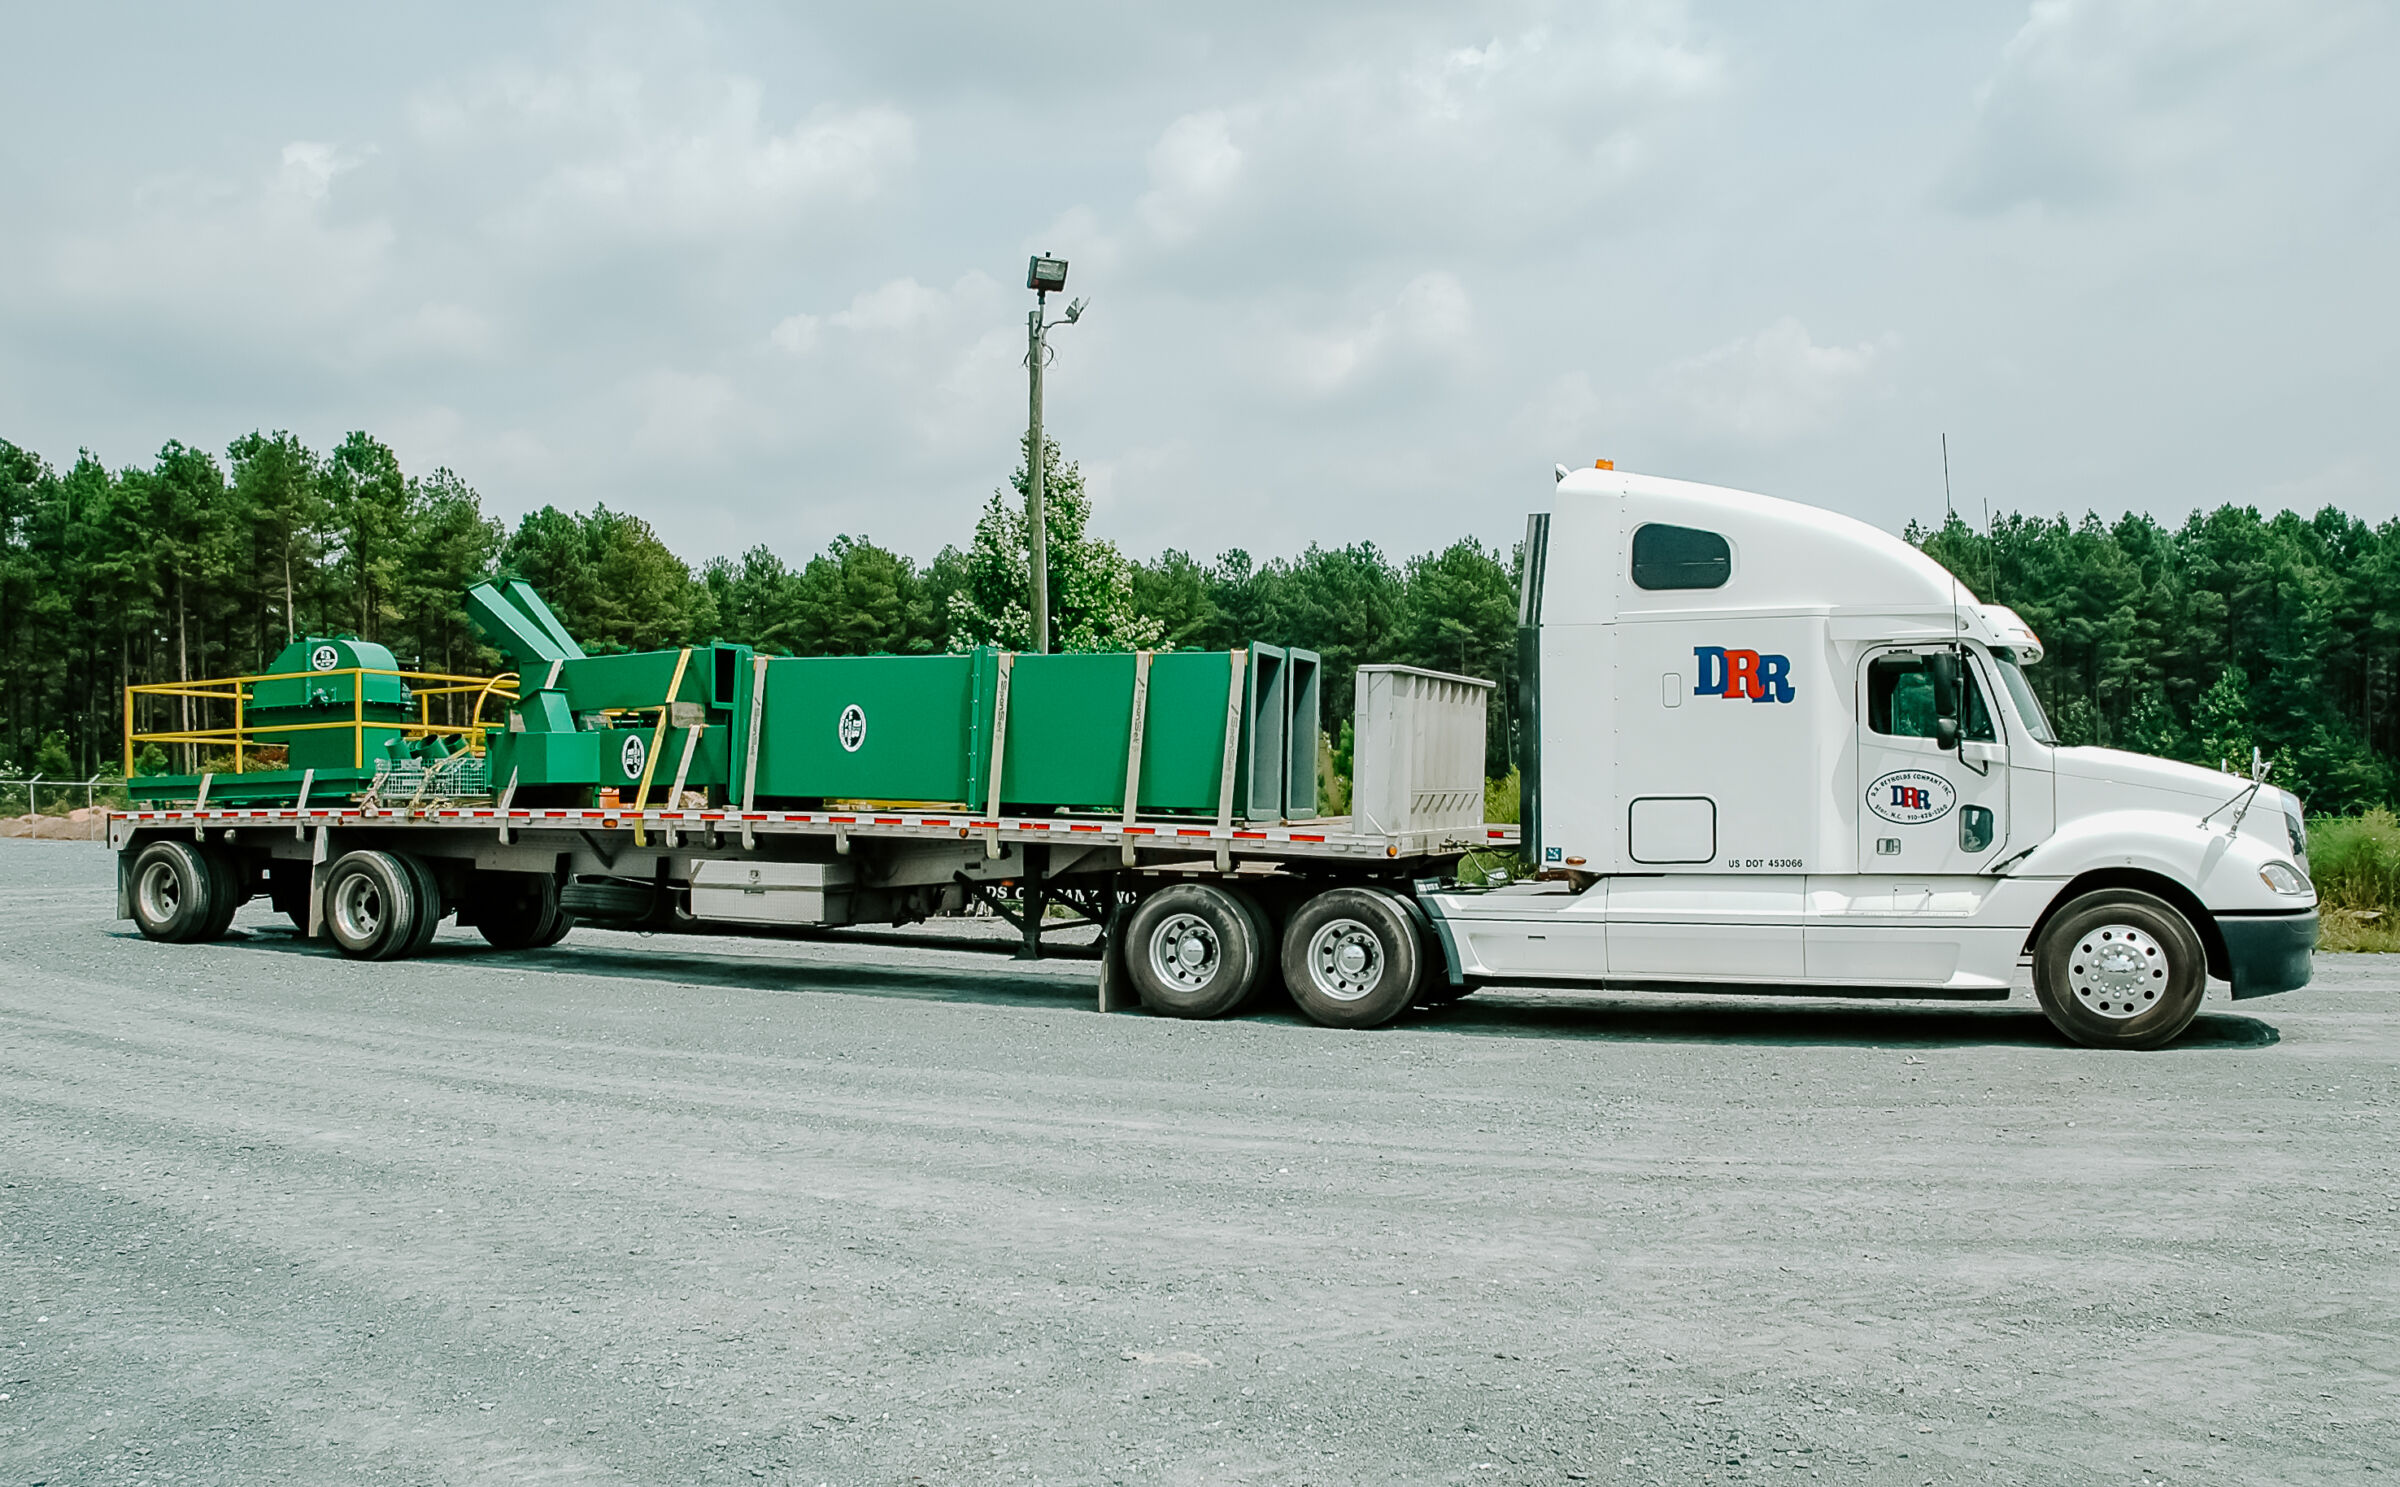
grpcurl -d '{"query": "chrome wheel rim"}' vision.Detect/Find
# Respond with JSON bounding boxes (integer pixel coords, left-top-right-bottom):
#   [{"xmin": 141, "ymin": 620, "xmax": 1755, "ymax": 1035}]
[
  {"xmin": 332, "ymin": 872, "xmax": 385, "ymax": 943},
  {"xmin": 136, "ymin": 859, "xmax": 182, "ymax": 925},
  {"xmin": 1306, "ymin": 919, "xmax": 1384, "ymax": 1002},
  {"xmin": 2069, "ymin": 923, "xmax": 2167, "ymax": 1019},
  {"xmin": 1147, "ymin": 912, "xmax": 1221, "ymax": 992}
]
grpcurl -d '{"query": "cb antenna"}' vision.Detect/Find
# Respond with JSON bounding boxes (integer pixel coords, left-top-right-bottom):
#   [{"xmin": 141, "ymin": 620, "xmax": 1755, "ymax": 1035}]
[{"xmin": 1943, "ymin": 433, "xmax": 1962, "ymax": 640}]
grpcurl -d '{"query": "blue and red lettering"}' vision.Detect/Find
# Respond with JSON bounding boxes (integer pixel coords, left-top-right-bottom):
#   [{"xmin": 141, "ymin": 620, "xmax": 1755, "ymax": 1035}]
[{"xmin": 1693, "ymin": 646, "xmax": 1796, "ymax": 703}]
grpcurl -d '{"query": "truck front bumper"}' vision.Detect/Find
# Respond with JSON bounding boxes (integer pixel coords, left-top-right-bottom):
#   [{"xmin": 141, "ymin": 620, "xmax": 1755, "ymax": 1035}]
[{"xmin": 2217, "ymin": 909, "xmax": 2319, "ymax": 1000}]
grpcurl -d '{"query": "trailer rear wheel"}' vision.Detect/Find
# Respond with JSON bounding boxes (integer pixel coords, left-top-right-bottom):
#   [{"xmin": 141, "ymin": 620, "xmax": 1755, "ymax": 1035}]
[
  {"xmin": 1224, "ymin": 886, "xmax": 1283, "ymax": 1010},
  {"xmin": 1124, "ymin": 884, "xmax": 1263, "ymax": 1018},
  {"xmin": 197, "ymin": 849, "xmax": 245, "ymax": 940},
  {"xmin": 2033, "ymin": 889, "xmax": 2207, "ymax": 1050},
  {"xmin": 395, "ymin": 853, "xmax": 443, "ymax": 956},
  {"xmin": 472, "ymin": 872, "xmax": 566, "ymax": 951},
  {"xmin": 129, "ymin": 841, "xmax": 223, "ymax": 944},
  {"xmin": 322, "ymin": 850, "xmax": 421, "ymax": 961},
  {"xmin": 1281, "ymin": 888, "xmax": 1423, "ymax": 1029}
]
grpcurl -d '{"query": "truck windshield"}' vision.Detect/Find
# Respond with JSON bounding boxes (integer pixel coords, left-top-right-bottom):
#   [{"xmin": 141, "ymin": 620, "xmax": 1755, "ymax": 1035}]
[{"xmin": 1994, "ymin": 656, "xmax": 2058, "ymax": 745}]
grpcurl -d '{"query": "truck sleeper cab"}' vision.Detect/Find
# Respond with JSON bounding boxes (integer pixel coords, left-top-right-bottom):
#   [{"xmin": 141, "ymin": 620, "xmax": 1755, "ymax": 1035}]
[{"xmin": 1426, "ymin": 464, "xmax": 2318, "ymax": 1049}]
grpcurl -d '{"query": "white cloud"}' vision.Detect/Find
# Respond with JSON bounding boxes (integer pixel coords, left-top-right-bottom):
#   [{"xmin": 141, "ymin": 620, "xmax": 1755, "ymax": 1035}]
[
  {"xmin": 1137, "ymin": 111, "xmax": 1244, "ymax": 243},
  {"xmin": 1655, "ymin": 319, "xmax": 1895, "ymax": 443},
  {"xmin": 42, "ymin": 144, "xmax": 393, "ymax": 339},
  {"xmin": 628, "ymin": 367, "xmax": 753, "ymax": 459},
  {"xmin": 768, "ymin": 313, "xmax": 820, "ymax": 355},
  {"xmin": 411, "ymin": 53, "xmax": 914, "ymax": 243},
  {"xmin": 1944, "ymin": 0, "xmax": 2366, "ymax": 213},
  {"xmin": 1275, "ymin": 272, "xmax": 1474, "ymax": 399}
]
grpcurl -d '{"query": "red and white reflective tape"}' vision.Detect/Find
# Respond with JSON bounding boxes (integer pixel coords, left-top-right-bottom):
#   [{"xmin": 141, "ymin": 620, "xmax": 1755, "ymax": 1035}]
[{"xmin": 109, "ymin": 805, "xmax": 1516, "ymax": 849}]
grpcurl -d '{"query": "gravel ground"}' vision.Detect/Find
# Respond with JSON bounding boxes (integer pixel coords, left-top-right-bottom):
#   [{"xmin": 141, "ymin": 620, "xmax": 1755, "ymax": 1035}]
[{"xmin": 2, "ymin": 838, "xmax": 2394, "ymax": 1487}]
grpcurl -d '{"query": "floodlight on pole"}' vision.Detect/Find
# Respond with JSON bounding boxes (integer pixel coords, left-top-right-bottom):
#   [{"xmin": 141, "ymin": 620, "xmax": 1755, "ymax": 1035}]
[{"xmin": 1023, "ymin": 253, "xmax": 1086, "ymax": 655}]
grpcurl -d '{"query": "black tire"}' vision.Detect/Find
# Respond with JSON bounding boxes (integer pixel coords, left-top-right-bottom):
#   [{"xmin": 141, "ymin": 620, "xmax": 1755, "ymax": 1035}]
[
  {"xmin": 2033, "ymin": 889, "xmax": 2208, "ymax": 1050},
  {"xmin": 321, "ymin": 850, "xmax": 421, "ymax": 961},
  {"xmin": 1223, "ymin": 885, "xmax": 1283, "ymax": 1010},
  {"xmin": 473, "ymin": 872, "xmax": 565, "ymax": 951},
  {"xmin": 198, "ymin": 848, "xmax": 245, "ymax": 940},
  {"xmin": 394, "ymin": 853, "xmax": 443, "ymax": 956},
  {"xmin": 536, "ymin": 908, "xmax": 576, "ymax": 947},
  {"xmin": 128, "ymin": 841, "xmax": 221, "ymax": 944},
  {"xmin": 1123, "ymin": 883, "xmax": 1264, "ymax": 1018},
  {"xmin": 1280, "ymin": 887, "xmax": 1424, "ymax": 1029}
]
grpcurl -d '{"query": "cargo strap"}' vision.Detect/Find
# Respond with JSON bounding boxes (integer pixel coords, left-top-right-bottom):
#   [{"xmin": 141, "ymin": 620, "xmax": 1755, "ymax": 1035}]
[
  {"xmin": 1120, "ymin": 650, "xmax": 1151, "ymax": 868},
  {"xmin": 985, "ymin": 652, "xmax": 1014, "ymax": 859},
  {"xmin": 292, "ymin": 768, "xmax": 314, "ymax": 838},
  {"xmin": 630, "ymin": 648, "xmax": 692, "ymax": 847},
  {"xmin": 741, "ymin": 655, "xmax": 767, "ymax": 849},
  {"xmin": 1214, "ymin": 648, "xmax": 1247, "ymax": 872},
  {"xmin": 663, "ymin": 723, "xmax": 704, "ymax": 844}
]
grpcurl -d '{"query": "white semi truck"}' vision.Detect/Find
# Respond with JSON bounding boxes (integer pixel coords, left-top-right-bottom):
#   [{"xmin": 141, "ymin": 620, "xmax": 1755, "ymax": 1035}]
[
  {"xmin": 109, "ymin": 463, "xmax": 2318, "ymax": 1049},
  {"xmin": 1434, "ymin": 462, "xmax": 2319, "ymax": 1049}
]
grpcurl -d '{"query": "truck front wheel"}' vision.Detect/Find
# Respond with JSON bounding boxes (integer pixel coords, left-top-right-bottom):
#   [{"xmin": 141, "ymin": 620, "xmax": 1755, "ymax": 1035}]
[
  {"xmin": 1281, "ymin": 888, "xmax": 1423, "ymax": 1029},
  {"xmin": 1124, "ymin": 884, "xmax": 1264, "ymax": 1018},
  {"xmin": 2033, "ymin": 889, "xmax": 2207, "ymax": 1050}
]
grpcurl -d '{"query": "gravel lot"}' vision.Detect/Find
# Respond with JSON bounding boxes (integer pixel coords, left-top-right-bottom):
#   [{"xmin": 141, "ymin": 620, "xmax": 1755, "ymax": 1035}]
[{"xmin": 2, "ymin": 838, "xmax": 2394, "ymax": 1486}]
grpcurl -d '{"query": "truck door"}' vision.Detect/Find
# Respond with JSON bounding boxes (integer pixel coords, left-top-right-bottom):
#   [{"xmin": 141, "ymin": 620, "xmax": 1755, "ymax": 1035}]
[{"xmin": 1854, "ymin": 646, "xmax": 2009, "ymax": 878}]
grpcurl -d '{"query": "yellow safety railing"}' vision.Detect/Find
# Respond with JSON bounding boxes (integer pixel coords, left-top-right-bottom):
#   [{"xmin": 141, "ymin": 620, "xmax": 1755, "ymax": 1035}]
[{"xmin": 125, "ymin": 668, "xmax": 518, "ymax": 777}]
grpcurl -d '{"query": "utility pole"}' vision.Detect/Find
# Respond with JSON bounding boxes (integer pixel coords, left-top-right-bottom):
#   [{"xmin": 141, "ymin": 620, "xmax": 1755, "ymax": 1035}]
[{"xmin": 1023, "ymin": 254, "xmax": 1083, "ymax": 654}]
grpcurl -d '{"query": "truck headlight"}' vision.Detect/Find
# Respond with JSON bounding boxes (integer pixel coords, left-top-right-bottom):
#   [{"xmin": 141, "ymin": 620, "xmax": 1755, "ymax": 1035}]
[{"xmin": 2259, "ymin": 861, "xmax": 2310, "ymax": 895}]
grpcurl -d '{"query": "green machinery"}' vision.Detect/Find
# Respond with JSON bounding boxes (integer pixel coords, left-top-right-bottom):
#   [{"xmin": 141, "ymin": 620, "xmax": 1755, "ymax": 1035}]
[
  {"xmin": 471, "ymin": 580, "xmax": 1323, "ymax": 821},
  {"xmin": 125, "ymin": 634, "xmax": 504, "ymax": 807},
  {"xmin": 123, "ymin": 577, "xmax": 1325, "ymax": 821}
]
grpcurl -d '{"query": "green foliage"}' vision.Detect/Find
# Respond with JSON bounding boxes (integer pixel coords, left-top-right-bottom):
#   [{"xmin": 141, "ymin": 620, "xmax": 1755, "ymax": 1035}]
[
  {"xmin": 1484, "ymin": 766, "xmax": 1521, "ymax": 825},
  {"xmin": 501, "ymin": 505, "xmax": 702, "ymax": 654},
  {"xmin": 949, "ymin": 434, "xmax": 1161, "ymax": 652},
  {"xmin": 1910, "ymin": 503, "xmax": 2400, "ymax": 812},
  {"xmin": 13, "ymin": 414, "xmax": 2400, "ymax": 825},
  {"xmin": 2310, "ymin": 809, "xmax": 2400, "ymax": 951}
]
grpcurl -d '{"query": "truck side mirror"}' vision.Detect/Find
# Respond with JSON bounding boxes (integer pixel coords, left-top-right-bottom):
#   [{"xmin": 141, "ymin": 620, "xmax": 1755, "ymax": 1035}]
[{"xmin": 1929, "ymin": 652, "xmax": 1963, "ymax": 751}]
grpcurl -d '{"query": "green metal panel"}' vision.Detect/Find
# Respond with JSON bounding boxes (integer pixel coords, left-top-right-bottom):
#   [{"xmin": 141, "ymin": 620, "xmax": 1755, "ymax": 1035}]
[
  {"xmin": 128, "ymin": 766, "xmax": 383, "ymax": 805},
  {"xmin": 500, "ymin": 580, "xmax": 587, "ymax": 661},
  {"xmin": 488, "ymin": 724, "xmax": 732, "ymax": 791},
  {"xmin": 557, "ymin": 650, "xmax": 708, "ymax": 714},
  {"xmin": 753, "ymin": 654, "xmax": 984, "ymax": 802},
  {"xmin": 487, "ymin": 729, "xmax": 606, "ymax": 787},
  {"xmin": 1240, "ymin": 644, "xmax": 1287, "ymax": 821},
  {"xmin": 1000, "ymin": 652, "xmax": 1141, "ymax": 808},
  {"xmin": 250, "ymin": 636, "xmax": 411, "ymax": 711},
  {"xmin": 467, "ymin": 582, "xmax": 570, "ymax": 669},
  {"xmin": 1283, "ymin": 648, "xmax": 1321, "ymax": 820},
  {"xmin": 1132, "ymin": 651, "xmax": 1236, "ymax": 813}
]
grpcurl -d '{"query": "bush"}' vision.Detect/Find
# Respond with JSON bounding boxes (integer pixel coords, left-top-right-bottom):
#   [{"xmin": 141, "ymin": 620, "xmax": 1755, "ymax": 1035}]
[
  {"xmin": 1484, "ymin": 767, "xmax": 1520, "ymax": 825},
  {"xmin": 2308, "ymin": 810, "xmax": 2400, "ymax": 951}
]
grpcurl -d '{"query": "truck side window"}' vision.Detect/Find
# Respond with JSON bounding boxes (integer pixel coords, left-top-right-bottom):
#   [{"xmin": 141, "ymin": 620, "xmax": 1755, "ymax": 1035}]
[
  {"xmin": 1867, "ymin": 655, "xmax": 1995, "ymax": 740},
  {"xmin": 1630, "ymin": 524, "xmax": 1731, "ymax": 590}
]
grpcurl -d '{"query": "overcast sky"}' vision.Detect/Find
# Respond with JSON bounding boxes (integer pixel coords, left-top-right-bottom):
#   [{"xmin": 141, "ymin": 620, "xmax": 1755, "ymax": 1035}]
[{"xmin": 2, "ymin": 1, "xmax": 2393, "ymax": 566}]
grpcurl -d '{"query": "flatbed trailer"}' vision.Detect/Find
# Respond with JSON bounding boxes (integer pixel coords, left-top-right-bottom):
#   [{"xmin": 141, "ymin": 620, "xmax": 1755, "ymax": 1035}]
[{"xmin": 107, "ymin": 694, "xmax": 1517, "ymax": 1028}]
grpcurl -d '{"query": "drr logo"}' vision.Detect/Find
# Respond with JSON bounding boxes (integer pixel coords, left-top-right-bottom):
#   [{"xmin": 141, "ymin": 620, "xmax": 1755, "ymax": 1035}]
[{"xmin": 1693, "ymin": 646, "xmax": 1796, "ymax": 703}]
